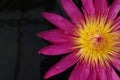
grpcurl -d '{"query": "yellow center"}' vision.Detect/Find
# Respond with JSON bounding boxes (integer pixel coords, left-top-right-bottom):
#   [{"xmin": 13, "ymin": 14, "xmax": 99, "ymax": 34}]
[{"xmin": 73, "ymin": 17, "xmax": 120, "ymax": 66}]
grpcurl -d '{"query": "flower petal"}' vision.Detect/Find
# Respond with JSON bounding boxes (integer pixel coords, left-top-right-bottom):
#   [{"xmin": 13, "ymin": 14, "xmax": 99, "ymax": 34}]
[
  {"xmin": 112, "ymin": 17, "xmax": 120, "ymax": 31},
  {"xmin": 39, "ymin": 44, "xmax": 74, "ymax": 56},
  {"xmin": 69, "ymin": 62, "xmax": 90, "ymax": 80},
  {"xmin": 111, "ymin": 69, "xmax": 120, "ymax": 80},
  {"xmin": 108, "ymin": 0, "xmax": 120, "ymax": 20},
  {"xmin": 81, "ymin": 0, "xmax": 95, "ymax": 16},
  {"xmin": 106, "ymin": 66, "xmax": 120, "ymax": 80},
  {"xmin": 60, "ymin": 0, "xmax": 83, "ymax": 24},
  {"xmin": 68, "ymin": 64, "xmax": 80, "ymax": 80},
  {"xmin": 42, "ymin": 12, "xmax": 75, "ymax": 33},
  {"xmin": 94, "ymin": 0, "xmax": 108, "ymax": 15},
  {"xmin": 87, "ymin": 67, "xmax": 96, "ymax": 80},
  {"xmin": 96, "ymin": 66, "xmax": 107, "ymax": 80},
  {"xmin": 112, "ymin": 69, "xmax": 120, "ymax": 80},
  {"xmin": 37, "ymin": 29, "xmax": 72, "ymax": 43},
  {"xmin": 44, "ymin": 52, "xmax": 79, "ymax": 79},
  {"xmin": 113, "ymin": 25, "xmax": 120, "ymax": 32},
  {"xmin": 111, "ymin": 58, "xmax": 120, "ymax": 72}
]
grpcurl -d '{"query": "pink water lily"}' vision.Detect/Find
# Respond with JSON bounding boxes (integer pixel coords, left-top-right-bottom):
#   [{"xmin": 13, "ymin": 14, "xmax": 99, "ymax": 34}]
[{"xmin": 37, "ymin": 0, "xmax": 120, "ymax": 80}]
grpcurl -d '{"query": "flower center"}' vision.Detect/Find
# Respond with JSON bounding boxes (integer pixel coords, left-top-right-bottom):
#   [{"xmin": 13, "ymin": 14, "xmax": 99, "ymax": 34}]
[
  {"xmin": 78, "ymin": 26, "xmax": 112, "ymax": 55},
  {"xmin": 73, "ymin": 17, "xmax": 119, "ymax": 66},
  {"xmin": 90, "ymin": 34, "xmax": 105, "ymax": 51},
  {"xmin": 95, "ymin": 35, "xmax": 103, "ymax": 42}
]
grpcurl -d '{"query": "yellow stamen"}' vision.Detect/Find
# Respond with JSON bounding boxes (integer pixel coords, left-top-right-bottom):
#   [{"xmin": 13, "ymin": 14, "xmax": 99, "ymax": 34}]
[{"xmin": 73, "ymin": 17, "xmax": 120, "ymax": 66}]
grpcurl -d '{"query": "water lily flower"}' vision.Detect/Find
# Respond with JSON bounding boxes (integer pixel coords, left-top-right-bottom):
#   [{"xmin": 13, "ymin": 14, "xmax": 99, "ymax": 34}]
[{"xmin": 37, "ymin": 0, "xmax": 120, "ymax": 80}]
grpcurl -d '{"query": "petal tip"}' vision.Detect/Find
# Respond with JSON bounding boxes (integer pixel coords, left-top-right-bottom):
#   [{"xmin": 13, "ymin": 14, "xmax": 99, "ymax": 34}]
[
  {"xmin": 38, "ymin": 49, "xmax": 45, "ymax": 55},
  {"xmin": 41, "ymin": 12, "xmax": 47, "ymax": 16},
  {"xmin": 38, "ymin": 49, "xmax": 50, "ymax": 55},
  {"xmin": 43, "ymin": 73, "xmax": 51, "ymax": 79},
  {"xmin": 38, "ymin": 50, "xmax": 42, "ymax": 55},
  {"xmin": 41, "ymin": 12, "xmax": 51, "ymax": 18},
  {"xmin": 36, "ymin": 32, "xmax": 41, "ymax": 38},
  {"xmin": 43, "ymin": 69, "xmax": 57, "ymax": 79}
]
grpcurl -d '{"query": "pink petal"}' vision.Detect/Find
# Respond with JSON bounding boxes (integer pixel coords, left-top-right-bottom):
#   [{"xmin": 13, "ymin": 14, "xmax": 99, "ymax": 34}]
[
  {"xmin": 111, "ymin": 58, "xmax": 120, "ymax": 72},
  {"xmin": 87, "ymin": 67, "xmax": 96, "ymax": 80},
  {"xmin": 60, "ymin": 0, "xmax": 83, "ymax": 24},
  {"xmin": 106, "ymin": 66, "xmax": 120, "ymax": 80},
  {"xmin": 39, "ymin": 44, "xmax": 74, "ymax": 56},
  {"xmin": 68, "ymin": 64, "xmax": 80, "ymax": 80},
  {"xmin": 42, "ymin": 12, "xmax": 76, "ymax": 33},
  {"xmin": 113, "ymin": 25, "xmax": 120, "ymax": 32},
  {"xmin": 44, "ymin": 52, "xmax": 79, "ymax": 79},
  {"xmin": 112, "ymin": 17, "xmax": 120, "ymax": 31},
  {"xmin": 108, "ymin": 0, "xmax": 120, "ymax": 20},
  {"xmin": 94, "ymin": 0, "xmax": 108, "ymax": 15},
  {"xmin": 81, "ymin": 0, "xmax": 95, "ymax": 16},
  {"xmin": 96, "ymin": 66, "xmax": 107, "ymax": 80},
  {"xmin": 111, "ymin": 69, "xmax": 120, "ymax": 80},
  {"xmin": 37, "ymin": 29, "xmax": 72, "ymax": 43},
  {"xmin": 69, "ymin": 62, "xmax": 90, "ymax": 80}
]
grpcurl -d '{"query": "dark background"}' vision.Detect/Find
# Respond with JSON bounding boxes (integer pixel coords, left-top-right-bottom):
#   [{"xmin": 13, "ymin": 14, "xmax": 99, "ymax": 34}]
[{"xmin": 0, "ymin": 0, "xmax": 119, "ymax": 80}]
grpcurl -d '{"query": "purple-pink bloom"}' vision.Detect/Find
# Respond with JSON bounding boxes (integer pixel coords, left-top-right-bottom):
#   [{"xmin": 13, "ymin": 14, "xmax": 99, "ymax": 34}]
[{"xmin": 37, "ymin": 0, "xmax": 120, "ymax": 80}]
